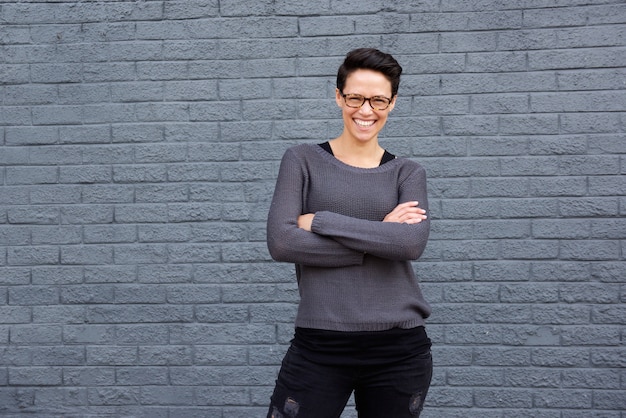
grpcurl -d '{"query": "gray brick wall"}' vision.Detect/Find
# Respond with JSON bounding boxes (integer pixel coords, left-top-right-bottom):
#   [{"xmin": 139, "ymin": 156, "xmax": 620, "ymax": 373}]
[{"xmin": 1, "ymin": 1, "xmax": 624, "ymax": 416}]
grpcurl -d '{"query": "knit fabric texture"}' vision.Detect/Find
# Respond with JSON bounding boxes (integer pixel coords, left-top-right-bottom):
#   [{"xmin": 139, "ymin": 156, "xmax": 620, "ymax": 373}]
[{"xmin": 267, "ymin": 143, "xmax": 431, "ymax": 332}]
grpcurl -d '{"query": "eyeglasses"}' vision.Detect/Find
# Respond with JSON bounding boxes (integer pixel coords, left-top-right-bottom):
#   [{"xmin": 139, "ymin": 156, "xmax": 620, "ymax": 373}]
[{"xmin": 341, "ymin": 92, "xmax": 393, "ymax": 110}]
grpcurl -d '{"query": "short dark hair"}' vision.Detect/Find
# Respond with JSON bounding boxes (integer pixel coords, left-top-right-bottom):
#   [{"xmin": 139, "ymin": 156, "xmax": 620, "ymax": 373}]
[{"xmin": 336, "ymin": 48, "xmax": 402, "ymax": 97}]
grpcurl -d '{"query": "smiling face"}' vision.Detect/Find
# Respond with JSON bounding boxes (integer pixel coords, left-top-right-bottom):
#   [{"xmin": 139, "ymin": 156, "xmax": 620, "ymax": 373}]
[{"xmin": 335, "ymin": 69, "xmax": 396, "ymax": 145}]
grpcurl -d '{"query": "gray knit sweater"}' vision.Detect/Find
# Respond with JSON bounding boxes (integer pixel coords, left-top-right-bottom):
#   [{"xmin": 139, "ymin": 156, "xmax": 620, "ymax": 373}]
[{"xmin": 267, "ymin": 143, "xmax": 431, "ymax": 332}]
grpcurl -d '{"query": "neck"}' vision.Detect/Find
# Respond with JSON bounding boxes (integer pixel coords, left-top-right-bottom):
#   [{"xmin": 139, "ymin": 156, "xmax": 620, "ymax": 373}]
[{"xmin": 329, "ymin": 134, "xmax": 384, "ymax": 168}]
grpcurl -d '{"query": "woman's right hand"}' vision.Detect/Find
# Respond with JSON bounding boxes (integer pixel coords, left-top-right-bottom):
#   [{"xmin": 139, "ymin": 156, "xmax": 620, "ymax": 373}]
[{"xmin": 383, "ymin": 201, "xmax": 427, "ymax": 224}]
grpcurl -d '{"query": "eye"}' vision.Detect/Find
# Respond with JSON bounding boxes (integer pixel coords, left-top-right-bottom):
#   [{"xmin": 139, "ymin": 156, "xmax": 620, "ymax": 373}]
[
  {"xmin": 371, "ymin": 97, "xmax": 391, "ymax": 108},
  {"xmin": 345, "ymin": 94, "xmax": 364, "ymax": 106}
]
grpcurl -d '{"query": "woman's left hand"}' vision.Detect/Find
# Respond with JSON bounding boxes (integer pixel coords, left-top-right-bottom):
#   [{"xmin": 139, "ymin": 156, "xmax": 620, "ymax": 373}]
[
  {"xmin": 383, "ymin": 201, "xmax": 427, "ymax": 224},
  {"xmin": 297, "ymin": 213, "xmax": 315, "ymax": 231}
]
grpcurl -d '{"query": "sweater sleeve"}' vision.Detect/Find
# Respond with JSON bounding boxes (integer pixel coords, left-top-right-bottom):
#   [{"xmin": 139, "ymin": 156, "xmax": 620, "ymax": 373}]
[
  {"xmin": 266, "ymin": 148, "xmax": 365, "ymax": 267},
  {"xmin": 310, "ymin": 163, "xmax": 430, "ymax": 261}
]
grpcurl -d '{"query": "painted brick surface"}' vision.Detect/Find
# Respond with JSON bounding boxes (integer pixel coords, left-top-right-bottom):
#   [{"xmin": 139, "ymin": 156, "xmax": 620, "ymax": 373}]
[{"xmin": 1, "ymin": 1, "xmax": 625, "ymax": 417}]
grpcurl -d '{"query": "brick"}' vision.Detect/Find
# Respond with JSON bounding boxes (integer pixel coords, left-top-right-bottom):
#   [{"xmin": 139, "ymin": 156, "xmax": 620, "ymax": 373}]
[
  {"xmin": 166, "ymin": 285, "xmax": 220, "ymax": 304},
  {"xmin": 135, "ymin": 103, "xmax": 189, "ymax": 122},
  {"xmin": 112, "ymin": 124, "xmax": 165, "ymax": 143},
  {"xmin": 64, "ymin": 367, "xmax": 115, "ymax": 386},
  {"xmin": 31, "ymin": 225, "xmax": 82, "ymax": 245},
  {"xmin": 137, "ymin": 264, "xmax": 193, "ymax": 283},
  {"xmin": 60, "ymin": 245, "xmax": 114, "ymax": 265},
  {"xmin": 196, "ymin": 303, "xmax": 250, "ymax": 324},
  {"xmin": 444, "ymin": 115, "xmax": 499, "ymax": 135},
  {"xmin": 110, "ymin": 82, "xmax": 164, "ymax": 104},
  {"xmin": 442, "ymin": 72, "xmax": 556, "ymax": 94},
  {"xmin": 32, "ymin": 346, "xmax": 85, "ymax": 366},
  {"xmin": 558, "ymin": 197, "xmax": 619, "ymax": 217},
  {"xmin": 138, "ymin": 224, "xmax": 190, "ymax": 242},
  {"xmin": 140, "ymin": 346, "xmax": 194, "ymax": 367},
  {"xmin": 589, "ymin": 176, "xmax": 626, "ymax": 196},
  {"xmin": 3, "ymin": 84, "xmax": 58, "ymax": 106},
  {"xmin": 85, "ymin": 265, "xmax": 138, "ymax": 283},
  {"xmin": 474, "ymin": 388, "xmax": 532, "ymax": 408},
  {"xmin": 30, "ymin": 64, "xmax": 82, "ymax": 83},
  {"xmin": 188, "ymin": 60, "xmax": 242, "ymax": 80},
  {"xmin": 7, "ymin": 246, "xmax": 59, "ymax": 266},
  {"xmin": 500, "ymin": 114, "xmax": 559, "ymax": 135},
  {"xmin": 219, "ymin": 79, "xmax": 272, "ymax": 100},
  {"xmin": 220, "ymin": 0, "xmax": 275, "ymax": 16},
  {"xmin": 502, "ymin": 239, "xmax": 560, "ymax": 259},
  {"xmin": 6, "ymin": 166, "xmax": 57, "ymax": 185},
  {"xmin": 560, "ymin": 240, "xmax": 620, "ymax": 261},
  {"xmin": 529, "ymin": 177, "xmax": 587, "ymax": 197},
  {"xmin": 83, "ymin": 104, "xmax": 137, "ymax": 124},
  {"xmin": 59, "ymin": 165, "xmax": 112, "ymax": 183},
  {"xmin": 529, "ymin": 47, "xmax": 626, "ymax": 71},
  {"xmin": 9, "ymin": 367, "xmax": 62, "ymax": 386},
  {"xmin": 528, "ymin": 135, "xmax": 588, "ymax": 155},
  {"xmin": 0, "ymin": 106, "xmax": 33, "ymax": 126},
  {"xmin": 170, "ymin": 324, "xmax": 275, "ymax": 344},
  {"xmin": 505, "ymin": 367, "xmax": 561, "ymax": 389},
  {"xmin": 593, "ymin": 390, "xmax": 626, "ymax": 410},
  {"xmin": 240, "ymin": 58, "xmax": 297, "ymax": 79},
  {"xmin": 113, "ymin": 244, "xmax": 168, "ymax": 264},
  {"xmin": 113, "ymin": 165, "xmax": 167, "ymax": 183},
  {"xmin": 558, "ymin": 69, "xmax": 626, "ymax": 91},
  {"xmin": 29, "ymin": 185, "xmax": 81, "ymax": 205},
  {"xmin": 87, "ymin": 305, "xmax": 193, "ymax": 324},
  {"xmin": 135, "ymin": 185, "xmax": 189, "ymax": 203},
  {"xmin": 166, "ymin": 243, "xmax": 221, "ymax": 263},
  {"xmin": 117, "ymin": 367, "xmax": 169, "ymax": 386},
  {"xmin": 590, "ymin": 262, "xmax": 626, "ymax": 283},
  {"xmin": 162, "ymin": 40, "xmax": 219, "ymax": 60},
  {"xmin": 107, "ymin": 325, "xmax": 165, "ymax": 346},
  {"xmin": 0, "ymin": 306, "xmax": 32, "ymax": 324},
  {"xmin": 0, "ymin": 64, "xmax": 30, "ymax": 85},
  {"xmin": 532, "ymin": 91, "xmax": 626, "ymax": 113},
  {"xmin": 32, "ymin": 306, "xmax": 86, "ymax": 324},
  {"xmin": 591, "ymin": 348, "xmax": 626, "ymax": 368},
  {"xmin": 560, "ymin": 283, "xmax": 619, "ymax": 304},
  {"xmin": 441, "ymin": 32, "xmax": 498, "ymax": 52},
  {"xmin": 87, "ymin": 386, "xmax": 140, "ymax": 405},
  {"xmin": 444, "ymin": 324, "xmax": 502, "ymax": 345},
  {"xmin": 504, "ymin": 325, "xmax": 563, "ymax": 346},
  {"xmin": 0, "ymin": 226, "xmax": 30, "ymax": 245},
  {"xmin": 561, "ymin": 113, "xmax": 622, "ymax": 134},
  {"xmin": 188, "ymin": 102, "xmax": 242, "ymax": 122},
  {"xmin": 137, "ymin": 61, "xmax": 189, "ymax": 81},
  {"xmin": 163, "ymin": 0, "xmax": 220, "ymax": 19},
  {"xmin": 31, "ymin": 266, "xmax": 83, "ymax": 285},
  {"xmin": 536, "ymin": 389, "xmax": 593, "ymax": 409},
  {"xmin": 591, "ymin": 219, "xmax": 626, "ymax": 239},
  {"xmin": 48, "ymin": 41, "xmax": 113, "ymax": 64},
  {"xmin": 532, "ymin": 219, "xmax": 589, "ymax": 239}
]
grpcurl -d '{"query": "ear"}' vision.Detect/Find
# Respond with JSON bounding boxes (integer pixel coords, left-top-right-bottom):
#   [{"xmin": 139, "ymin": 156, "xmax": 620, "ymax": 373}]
[
  {"xmin": 335, "ymin": 88, "xmax": 343, "ymax": 107},
  {"xmin": 388, "ymin": 95, "xmax": 397, "ymax": 112}
]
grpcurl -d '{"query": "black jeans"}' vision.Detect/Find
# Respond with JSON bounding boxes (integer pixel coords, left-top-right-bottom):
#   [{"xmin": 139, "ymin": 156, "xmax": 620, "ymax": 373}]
[{"xmin": 267, "ymin": 343, "xmax": 432, "ymax": 418}]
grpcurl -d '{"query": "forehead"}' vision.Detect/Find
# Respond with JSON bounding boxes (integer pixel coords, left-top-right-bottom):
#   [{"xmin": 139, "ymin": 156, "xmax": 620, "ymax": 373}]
[{"xmin": 343, "ymin": 69, "xmax": 392, "ymax": 94}]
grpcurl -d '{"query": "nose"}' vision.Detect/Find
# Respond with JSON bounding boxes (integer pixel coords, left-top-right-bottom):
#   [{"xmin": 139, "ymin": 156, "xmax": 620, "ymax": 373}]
[{"xmin": 359, "ymin": 99, "xmax": 374, "ymax": 114}]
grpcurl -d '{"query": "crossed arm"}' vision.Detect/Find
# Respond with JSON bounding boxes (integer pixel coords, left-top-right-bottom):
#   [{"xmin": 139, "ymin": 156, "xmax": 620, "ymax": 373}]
[
  {"xmin": 297, "ymin": 200, "xmax": 427, "ymax": 231},
  {"xmin": 267, "ymin": 150, "xmax": 430, "ymax": 267}
]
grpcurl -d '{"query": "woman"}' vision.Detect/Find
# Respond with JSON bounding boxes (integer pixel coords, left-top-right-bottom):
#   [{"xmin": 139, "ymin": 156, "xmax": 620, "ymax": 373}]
[{"xmin": 266, "ymin": 48, "xmax": 432, "ymax": 418}]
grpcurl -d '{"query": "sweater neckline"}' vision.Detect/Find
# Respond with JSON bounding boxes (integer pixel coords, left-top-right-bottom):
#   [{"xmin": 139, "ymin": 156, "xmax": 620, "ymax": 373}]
[{"xmin": 310, "ymin": 143, "xmax": 400, "ymax": 174}]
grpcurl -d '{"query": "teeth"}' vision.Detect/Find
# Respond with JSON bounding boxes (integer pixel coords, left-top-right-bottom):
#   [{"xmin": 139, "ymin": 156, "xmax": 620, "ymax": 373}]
[{"xmin": 355, "ymin": 119, "xmax": 375, "ymax": 127}]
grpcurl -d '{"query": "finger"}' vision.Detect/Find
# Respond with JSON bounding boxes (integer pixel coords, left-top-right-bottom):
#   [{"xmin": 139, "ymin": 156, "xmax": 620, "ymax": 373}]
[{"xmin": 397, "ymin": 201, "xmax": 419, "ymax": 209}]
